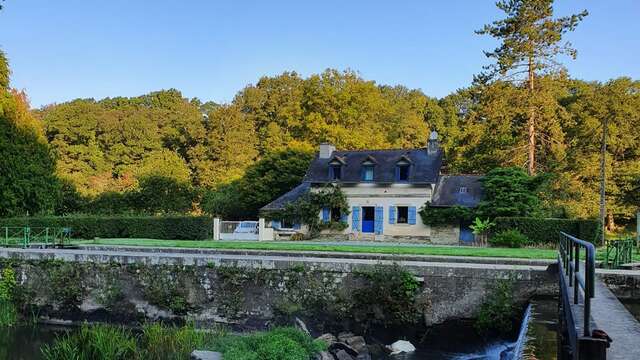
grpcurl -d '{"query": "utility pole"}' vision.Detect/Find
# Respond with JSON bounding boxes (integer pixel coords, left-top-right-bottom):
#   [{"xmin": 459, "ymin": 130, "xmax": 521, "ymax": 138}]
[{"xmin": 599, "ymin": 117, "xmax": 607, "ymax": 246}]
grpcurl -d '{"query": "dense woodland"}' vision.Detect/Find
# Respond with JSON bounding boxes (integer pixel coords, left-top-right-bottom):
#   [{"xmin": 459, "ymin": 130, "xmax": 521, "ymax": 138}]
[{"xmin": 0, "ymin": 0, "xmax": 639, "ymax": 230}]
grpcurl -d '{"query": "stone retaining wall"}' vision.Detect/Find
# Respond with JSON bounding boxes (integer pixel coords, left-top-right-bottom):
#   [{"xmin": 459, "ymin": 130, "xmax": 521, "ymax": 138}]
[{"xmin": 0, "ymin": 248, "xmax": 558, "ymax": 329}]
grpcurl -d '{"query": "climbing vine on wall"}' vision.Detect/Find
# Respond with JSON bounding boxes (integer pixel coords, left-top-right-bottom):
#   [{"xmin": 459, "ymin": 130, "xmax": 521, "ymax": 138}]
[{"xmin": 419, "ymin": 203, "xmax": 476, "ymax": 226}]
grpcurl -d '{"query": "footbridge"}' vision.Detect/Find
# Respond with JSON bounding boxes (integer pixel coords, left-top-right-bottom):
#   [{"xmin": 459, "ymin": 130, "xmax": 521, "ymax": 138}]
[{"xmin": 557, "ymin": 232, "xmax": 640, "ymax": 360}]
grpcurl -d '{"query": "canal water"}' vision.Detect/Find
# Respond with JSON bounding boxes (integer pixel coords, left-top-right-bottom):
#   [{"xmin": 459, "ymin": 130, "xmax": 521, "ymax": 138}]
[{"xmin": 0, "ymin": 299, "xmax": 560, "ymax": 360}]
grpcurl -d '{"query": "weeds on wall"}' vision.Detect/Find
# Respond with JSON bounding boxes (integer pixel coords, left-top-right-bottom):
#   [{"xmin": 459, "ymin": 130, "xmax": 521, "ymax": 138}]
[
  {"xmin": 474, "ymin": 278, "xmax": 516, "ymax": 334},
  {"xmin": 352, "ymin": 263, "xmax": 421, "ymax": 326},
  {"xmin": 0, "ymin": 267, "xmax": 18, "ymax": 326}
]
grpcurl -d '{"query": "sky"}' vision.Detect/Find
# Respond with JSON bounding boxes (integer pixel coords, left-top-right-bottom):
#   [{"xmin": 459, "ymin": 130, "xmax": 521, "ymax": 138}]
[{"xmin": 0, "ymin": 0, "xmax": 638, "ymax": 108}]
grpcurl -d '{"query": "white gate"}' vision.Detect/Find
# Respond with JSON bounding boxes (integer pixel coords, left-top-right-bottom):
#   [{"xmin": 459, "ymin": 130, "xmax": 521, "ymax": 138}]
[{"xmin": 219, "ymin": 221, "xmax": 259, "ymax": 240}]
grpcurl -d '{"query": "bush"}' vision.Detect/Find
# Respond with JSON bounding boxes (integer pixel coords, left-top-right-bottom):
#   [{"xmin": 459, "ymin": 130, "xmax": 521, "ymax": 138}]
[
  {"xmin": 475, "ymin": 279, "xmax": 516, "ymax": 334},
  {"xmin": 0, "ymin": 215, "xmax": 213, "ymax": 240},
  {"xmin": 211, "ymin": 327, "xmax": 325, "ymax": 360},
  {"xmin": 493, "ymin": 217, "xmax": 599, "ymax": 245},
  {"xmin": 489, "ymin": 229, "xmax": 528, "ymax": 248}
]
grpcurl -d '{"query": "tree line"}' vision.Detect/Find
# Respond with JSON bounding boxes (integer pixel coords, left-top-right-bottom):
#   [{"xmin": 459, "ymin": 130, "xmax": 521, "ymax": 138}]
[{"xmin": 1, "ymin": 0, "xmax": 638, "ymax": 230}]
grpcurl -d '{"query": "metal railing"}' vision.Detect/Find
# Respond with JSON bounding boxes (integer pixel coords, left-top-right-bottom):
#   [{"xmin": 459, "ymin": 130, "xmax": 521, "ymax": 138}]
[
  {"xmin": 559, "ymin": 231, "xmax": 596, "ymax": 337},
  {"xmin": 603, "ymin": 237, "xmax": 635, "ymax": 269},
  {"xmin": 1, "ymin": 226, "xmax": 71, "ymax": 248}
]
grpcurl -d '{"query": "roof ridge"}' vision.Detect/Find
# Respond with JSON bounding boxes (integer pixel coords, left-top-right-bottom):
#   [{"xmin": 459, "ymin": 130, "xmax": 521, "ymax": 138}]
[{"xmin": 331, "ymin": 147, "xmax": 426, "ymax": 153}]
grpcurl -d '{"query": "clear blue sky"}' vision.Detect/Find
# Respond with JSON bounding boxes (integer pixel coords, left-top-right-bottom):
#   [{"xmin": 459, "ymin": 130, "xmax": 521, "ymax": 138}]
[{"xmin": 1, "ymin": 0, "xmax": 638, "ymax": 108}]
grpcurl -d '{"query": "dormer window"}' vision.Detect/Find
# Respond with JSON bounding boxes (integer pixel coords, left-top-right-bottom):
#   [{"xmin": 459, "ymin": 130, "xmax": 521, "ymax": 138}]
[
  {"xmin": 328, "ymin": 156, "xmax": 345, "ymax": 181},
  {"xmin": 330, "ymin": 165, "xmax": 342, "ymax": 180},
  {"xmin": 361, "ymin": 156, "xmax": 376, "ymax": 181},
  {"xmin": 395, "ymin": 157, "xmax": 411, "ymax": 181},
  {"xmin": 362, "ymin": 165, "xmax": 374, "ymax": 181}
]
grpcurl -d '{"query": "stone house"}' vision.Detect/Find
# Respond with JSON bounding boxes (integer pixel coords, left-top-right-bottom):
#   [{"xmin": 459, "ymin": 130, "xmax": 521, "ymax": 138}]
[{"xmin": 260, "ymin": 132, "xmax": 483, "ymax": 243}]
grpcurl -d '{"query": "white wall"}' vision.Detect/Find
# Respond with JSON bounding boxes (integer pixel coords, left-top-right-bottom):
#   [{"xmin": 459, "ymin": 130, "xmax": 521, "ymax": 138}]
[{"xmin": 315, "ymin": 183, "xmax": 434, "ymax": 238}]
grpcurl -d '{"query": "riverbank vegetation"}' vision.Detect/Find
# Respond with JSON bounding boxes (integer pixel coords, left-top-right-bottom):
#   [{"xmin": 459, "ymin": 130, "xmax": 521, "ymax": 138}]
[{"xmin": 41, "ymin": 323, "xmax": 325, "ymax": 360}]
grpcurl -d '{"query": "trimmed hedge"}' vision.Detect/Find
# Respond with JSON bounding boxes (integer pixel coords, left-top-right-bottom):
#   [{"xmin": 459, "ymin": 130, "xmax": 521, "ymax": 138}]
[
  {"xmin": 493, "ymin": 217, "xmax": 599, "ymax": 245},
  {"xmin": 0, "ymin": 215, "xmax": 213, "ymax": 240}
]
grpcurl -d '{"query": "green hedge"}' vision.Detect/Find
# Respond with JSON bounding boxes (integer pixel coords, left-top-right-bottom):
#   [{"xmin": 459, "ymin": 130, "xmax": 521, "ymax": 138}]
[
  {"xmin": 493, "ymin": 217, "xmax": 600, "ymax": 245},
  {"xmin": 0, "ymin": 215, "xmax": 213, "ymax": 240}
]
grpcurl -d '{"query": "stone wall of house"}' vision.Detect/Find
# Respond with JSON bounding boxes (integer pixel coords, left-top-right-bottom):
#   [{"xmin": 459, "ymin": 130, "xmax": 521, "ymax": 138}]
[
  {"xmin": 0, "ymin": 249, "xmax": 557, "ymax": 330},
  {"xmin": 430, "ymin": 225, "xmax": 460, "ymax": 245}
]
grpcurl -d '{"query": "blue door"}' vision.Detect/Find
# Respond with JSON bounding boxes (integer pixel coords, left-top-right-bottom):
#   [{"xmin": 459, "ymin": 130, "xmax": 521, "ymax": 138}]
[
  {"xmin": 459, "ymin": 221, "xmax": 475, "ymax": 243},
  {"xmin": 362, "ymin": 207, "xmax": 375, "ymax": 233}
]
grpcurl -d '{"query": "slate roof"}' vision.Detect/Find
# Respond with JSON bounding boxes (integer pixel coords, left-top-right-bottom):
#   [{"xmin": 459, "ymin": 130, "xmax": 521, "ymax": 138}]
[
  {"xmin": 304, "ymin": 148, "xmax": 443, "ymax": 184},
  {"xmin": 261, "ymin": 182, "xmax": 311, "ymax": 211},
  {"xmin": 430, "ymin": 175, "xmax": 483, "ymax": 208}
]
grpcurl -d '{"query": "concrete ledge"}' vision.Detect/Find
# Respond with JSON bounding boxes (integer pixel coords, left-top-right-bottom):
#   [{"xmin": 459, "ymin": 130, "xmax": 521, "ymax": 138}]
[
  {"xmin": 0, "ymin": 247, "xmax": 554, "ymax": 281},
  {"xmin": 76, "ymin": 244, "xmax": 556, "ymax": 267}
]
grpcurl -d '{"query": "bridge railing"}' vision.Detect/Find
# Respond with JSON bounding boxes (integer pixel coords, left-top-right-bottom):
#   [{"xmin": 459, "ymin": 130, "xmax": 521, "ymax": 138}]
[{"xmin": 559, "ymin": 231, "xmax": 596, "ymax": 337}]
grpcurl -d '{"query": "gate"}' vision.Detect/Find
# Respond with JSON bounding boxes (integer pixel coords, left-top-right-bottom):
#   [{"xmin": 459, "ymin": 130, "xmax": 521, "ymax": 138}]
[{"xmin": 219, "ymin": 221, "xmax": 259, "ymax": 240}]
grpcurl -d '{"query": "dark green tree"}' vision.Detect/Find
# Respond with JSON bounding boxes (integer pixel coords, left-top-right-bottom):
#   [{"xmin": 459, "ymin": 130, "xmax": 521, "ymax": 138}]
[
  {"xmin": 477, "ymin": 167, "xmax": 547, "ymax": 219},
  {"xmin": 477, "ymin": 0, "xmax": 587, "ymax": 175}
]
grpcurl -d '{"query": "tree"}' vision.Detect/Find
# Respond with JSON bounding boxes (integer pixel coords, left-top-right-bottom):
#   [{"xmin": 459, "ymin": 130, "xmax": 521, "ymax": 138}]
[
  {"xmin": 0, "ymin": 88, "xmax": 60, "ymax": 216},
  {"xmin": 477, "ymin": 0, "xmax": 587, "ymax": 175},
  {"xmin": 202, "ymin": 148, "xmax": 314, "ymax": 218},
  {"xmin": 130, "ymin": 176, "xmax": 196, "ymax": 214},
  {"xmin": 477, "ymin": 167, "xmax": 546, "ymax": 219}
]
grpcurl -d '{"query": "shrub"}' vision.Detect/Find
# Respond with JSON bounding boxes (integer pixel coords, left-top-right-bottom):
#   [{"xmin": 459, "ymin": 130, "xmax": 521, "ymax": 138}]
[
  {"xmin": 0, "ymin": 215, "xmax": 213, "ymax": 240},
  {"xmin": 0, "ymin": 267, "xmax": 18, "ymax": 326},
  {"xmin": 475, "ymin": 279, "xmax": 516, "ymax": 334},
  {"xmin": 489, "ymin": 229, "xmax": 529, "ymax": 248},
  {"xmin": 493, "ymin": 217, "xmax": 599, "ymax": 245}
]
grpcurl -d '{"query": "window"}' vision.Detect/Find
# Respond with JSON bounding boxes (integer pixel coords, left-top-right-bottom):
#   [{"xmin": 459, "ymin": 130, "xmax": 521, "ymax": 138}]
[
  {"xmin": 397, "ymin": 206, "xmax": 409, "ymax": 224},
  {"xmin": 331, "ymin": 165, "xmax": 342, "ymax": 180},
  {"xmin": 459, "ymin": 186, "xmax": 468, "ymax": 194},
  {"xmin": 362, "ymin": 165, "xmax": 374, "ymax": 181},
  {"xmin": 331, "ymin": 207, "xmax": 342, "ymax": 222},
  {"xmin": 397, "ymin": 165, "xmax": 410, "ymax": 181},
  {"xmin": 281, "ymin": 219, "xmax": 295, "ymax": 229}
]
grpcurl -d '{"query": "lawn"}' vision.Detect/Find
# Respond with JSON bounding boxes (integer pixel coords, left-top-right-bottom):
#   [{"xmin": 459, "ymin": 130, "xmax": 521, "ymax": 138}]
[{"xmin": 72, "ymin": 238, "xmax": 560, "ymax": 260}]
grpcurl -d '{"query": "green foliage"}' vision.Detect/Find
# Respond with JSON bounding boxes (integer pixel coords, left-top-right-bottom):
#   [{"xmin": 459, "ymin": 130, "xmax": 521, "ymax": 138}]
[
  {"xmin": 0, "ymin": 267, "xmax": 17, "ymax": 326},
  {"xmin": 139, "ymin": 323, "xmax": 210, "ymax": 360},
  {"xmin": 493, "ymin": 217, "xmax": 599, "ymax": 245},
  {"xmin": 129, "ymin": 176, "xmax": 196, "ymax": 214},
  {"xmin": 477, "ymin": 167, "xmax": 546, "ymax": 219},
  {"xmin": 41, "ymin": 323, "xmax": 137, "ymax": 360},
  {"xmin": 0, "ymin": 49, "xmax": 9, "ymax": 89},
  {"xmin": 49, "ymin": 262, "xmax": 85, "ymax": 311},
  {"xmin": 475, "ymin": 279, "xmax": 516, "ymax": 334},
  {"xmin": 272, "ymin": 185, "xmax": 350, "ymax": 235},
  {"xmin": 211, "ymin": 327, "xmax": 325, "ymax": 360},
  {"xmin": 41, "ymin": 324, "xmax": 323, "ymax": 360},
  {"xmin": 489, "ymin": 229, "xmax": 529, "ymax": 248},
  {"xmin": 470, "ymin": 217, "xmax": 495, "ymax": 236},
  {"xmin": 419, "ymin": 204, "xmax": 475, "ymax": 226},
  {"xmin": 0, "ymin": 90, "xmax": 61, "ymax": 217},
  {"xmin": 353, "ymin": 264, "xmax": 421, "ymax": 325},
  {"xmin": 202, "ymin": 148, "xmax": 314, "ymax": 218},
  {"xmin": 0, "ymin": 215, "xmax": 213, "ymax": 240}
]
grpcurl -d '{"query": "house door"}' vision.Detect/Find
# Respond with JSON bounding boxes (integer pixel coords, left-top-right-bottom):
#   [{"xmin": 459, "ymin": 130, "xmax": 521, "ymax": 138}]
[
  {"xmin": 459, "ymin": 221, "xmax": 475, "ymax": 243},
  {"xmin": 362, "ymin": 207, "xmax": 375, "ymax": 233}
]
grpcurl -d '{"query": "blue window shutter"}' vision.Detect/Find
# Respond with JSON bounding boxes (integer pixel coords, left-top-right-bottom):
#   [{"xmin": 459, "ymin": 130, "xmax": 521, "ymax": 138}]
[
  {"xmin": 273, "ymin": 220, "xmax": 281, "ymax": 229},
  {"xmin": 375, "ymin": 206, "xmax": 384, "ymax": 234},
  {"xmin": 389, "ymin": 206, "xmax": 396, "ymax": 224},
  {"xmin": 293, "ymin": 223, "xmax": 301, "ymax": 230},
  {"xmin": 322, "ymin": 207, "xmax": 330, "ymax": 223},
  {"xmin": 408, "ymin": 207, "xmax": 417, "ymax": 225},
  {"xmin": 395, "ymin": 166, "xmax": 400, "ymax": 181},
  {"xmin": 352, "ymin": 207, "xmax": 360, "ymax": 231}
]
